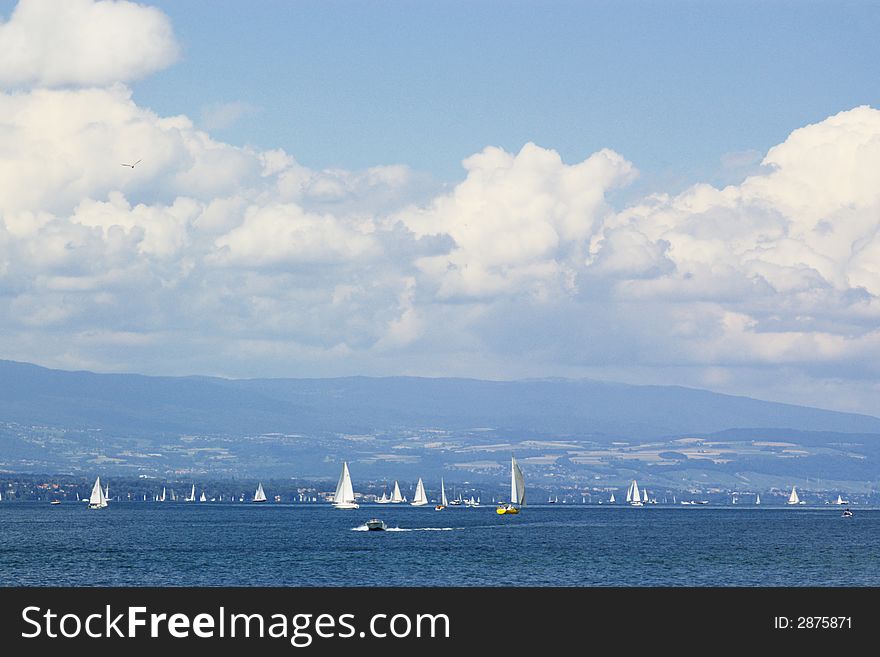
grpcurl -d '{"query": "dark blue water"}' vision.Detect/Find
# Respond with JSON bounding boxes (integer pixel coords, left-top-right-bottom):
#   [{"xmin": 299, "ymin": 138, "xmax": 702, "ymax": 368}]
[{"xmin": 1, "ymin": 503, "xmax": 876, "ymax": 586}]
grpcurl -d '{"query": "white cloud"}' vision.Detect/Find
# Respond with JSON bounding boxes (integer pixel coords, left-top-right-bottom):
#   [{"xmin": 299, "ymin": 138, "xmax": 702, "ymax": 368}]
[
  {"xmin": 0, "ymin": 0, "xmax": 879, "ymax": 414},
  {"xmin": 199, "ymin": 101, "xmax": 258, "ymax": 131},
  {"xmin": 0, "ymin": 0, "xmax": 179, "ymax": 88}
]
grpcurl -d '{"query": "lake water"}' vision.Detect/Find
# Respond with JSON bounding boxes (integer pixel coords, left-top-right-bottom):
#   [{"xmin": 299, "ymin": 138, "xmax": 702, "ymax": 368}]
[{"xmin": 1, "ymin": 503, "xmax": 876, "ymax": 586}]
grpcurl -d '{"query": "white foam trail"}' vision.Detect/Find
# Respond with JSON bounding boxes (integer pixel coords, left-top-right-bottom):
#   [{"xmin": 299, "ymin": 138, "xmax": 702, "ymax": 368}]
[{"xmin": 351, "ymin": 525, "xmax": 456, "ymax": 532}]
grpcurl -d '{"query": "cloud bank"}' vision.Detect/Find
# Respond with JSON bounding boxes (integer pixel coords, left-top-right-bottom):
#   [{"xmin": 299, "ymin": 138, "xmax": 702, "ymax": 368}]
[
  {"xmin": 1, "ymin": 0, "xmax": 879, "ymax": 414},
  {"xmin": 0, "ymin": 0, "xmax": 178, "ymax": 88}
]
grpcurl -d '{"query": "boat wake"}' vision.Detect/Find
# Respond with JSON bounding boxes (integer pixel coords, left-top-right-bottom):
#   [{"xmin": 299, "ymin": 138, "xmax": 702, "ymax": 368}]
[{"xmin": 351, "ymin": 525, "xmax": 456, "ymax": 532}]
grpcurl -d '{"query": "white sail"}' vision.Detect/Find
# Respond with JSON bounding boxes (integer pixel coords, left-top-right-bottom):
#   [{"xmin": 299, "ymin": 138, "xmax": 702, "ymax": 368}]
[
  {"xmin": 186, "ymin": 484, "xmax": 195, "ymax": 502},
  {"xmin": 105, "ymin": 483, "xmax": 110, "ymax": 501},
  {"xmin": 836, "ymin": 494, "xmax": 843, "ymax": 505},
  {"xmin": 333, "ymin": 462, "xmax": 358, "ymax": 508},
  {"xmin": 511, "ymin": 456, "xmax": 525, "ymax": 505},
  {"xmin": 390, "ymin": 480, "xmax": 404, "ymax": 503},
  {"xmin": 788, "ymin": 486, "xmax": 800, "ymax": 504},
  {"xmin": 411, "ymin": 478, "xmax": 428, "ymax": 506},
  {"xmin": 160, "ymin": 487, "xmax": 166, "ymax": 502},
  {"xmin": 630, "ymin": 480, "xmax": 642, "ymax": 505},
  {"xmin": 755, "ymin": 493, "xmax": 761, "ymax": 505},
  {"xmin": 89, "ymin": 477, "xmax": 107, "ymax": 509},
  {"xmin": 625, "ymin": 481, "xmax": 633, "ymax": 503},
  {"xmin": 440, "ymin": 479, "xmax": 448, "ymax": 506},
  {"xmin": 641, "ymin": 487, "xmax": 648, "ymax": 503},
  {"xmin": 254, "ymin": 482, "xmax": 267, "ymax": 502},
  {"xmin": 200, "ymin": 491, "xmax": 207, "ymax": 502},
  {"xmin": 609, "ymin": 493, "xmax": 616, "ymax": 503}
]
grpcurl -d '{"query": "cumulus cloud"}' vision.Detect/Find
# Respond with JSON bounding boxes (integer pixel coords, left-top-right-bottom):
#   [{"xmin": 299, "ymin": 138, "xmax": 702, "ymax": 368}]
[
  {"xmin": 0, "ymin": 0, "xmax": 179, "ymax": 88},
  {"xmin": 1, "ymin": 0, "xmax": 879, "ymax": 414}
]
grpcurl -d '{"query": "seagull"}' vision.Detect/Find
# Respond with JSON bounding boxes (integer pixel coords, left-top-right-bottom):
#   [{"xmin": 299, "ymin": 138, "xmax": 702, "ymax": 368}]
[{"xmin": 120, "ymin": 159, "xmax": 142, "ymax": 168}]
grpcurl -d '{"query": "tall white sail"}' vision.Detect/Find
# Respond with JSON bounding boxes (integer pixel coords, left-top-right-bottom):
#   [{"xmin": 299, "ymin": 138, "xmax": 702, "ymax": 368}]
[
  {"xmin": 254, "ymin": 482, "xmax": 267, "ymax": 502},
  {"xmin": 511, "ymin": 456, "xmax": 525, "ymax": 505},
  {"xmin": 609, "ymin": 493, "xmax": 616, "ymax": 504},
  {"xmin": 755, "ymin": 493, "xmax": 761, "ymax": 505},
  {"xmin": 89, "ymin": 477, "xmax": 107, "ymax": 509},
  {"xmin": 200, "ymin": 491, "xmax": 207, "ymax": 502},
  {"xmin": 390, "ymin": 480, "xmax": 404, "ymax": 503},
  {"xmin": 411, "ymin": 478, "xmax": 428, "ymax": 506},
  {"xmin": 630, "ymin": 480, "xmax": 641, "ymax": 505},
  {"xmin": 187, "ymin": 484, "xmax": 195, "ymax": 502},
  {"xmin": 835, "ymin": 494, "xmax": 843, "ymax": 505},
  {"xmin": 787, "ymin": 486, "xmax": 800, "ymax": 505},
  {"xmin": 641, "ymin": 487, "xmax": 649, "ymax": 503},
  {"xmin": 333, "ymin": 462, "xmax": 359, "ymax": 509},
  {"xmin": 440, "ymin": 478, "xmax": 448, "ymax": 506},
  {"xmin": 625, "ymin": 481, "xmax": 633, "ymax": 503},
  {"xmin": 105, "ymin": 483, "xmax": 110, "ymax": 501}
]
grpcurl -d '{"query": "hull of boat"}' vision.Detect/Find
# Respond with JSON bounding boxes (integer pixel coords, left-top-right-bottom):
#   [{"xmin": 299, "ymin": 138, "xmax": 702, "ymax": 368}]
[
  {"xmin": 496, "ymin": 507, "xmax": 519, "ymax": 515},
  {"xmin": 334, "ymin": 502, "xmax": 359, "ymax": 509}
]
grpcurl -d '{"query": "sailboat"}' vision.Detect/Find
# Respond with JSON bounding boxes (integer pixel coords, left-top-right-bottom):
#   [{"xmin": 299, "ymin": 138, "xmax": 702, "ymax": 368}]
[
  {"xmin": 376, "ymin": 482, "xmax": 391, "ymax": 504},
  {"xmin": 88, "ymin": 477, "xmax": 108, "ymax": 509},
  {"xmin": 199, "ymin": 491, "xmax": 207, "ymax": 502},
  {"xmin": 628, "ymin": 480, "xmax": 644, "ymax": 506},
  {"xmin": 253, "ymin": 483, "xmax": 267, "ymax": 503},
  {"xmin": 390, "ymin": 481, "xmax": 404, "ymax": 503},
  {"xmin": 609, "ymin": 493, "xmax": 616, "ymax": 504},
  {"xmin": 787, "ymin": 486, "xmax": 802, "ymax": 505},
  {"xmin": 333, "ymin": 462, "xmax": 359, "ymax": 509},
  {"xmin": 186, "ymin": 484, "xmax": 196, "ymax": 502},
  {"xmin": 159, "ymin": 487, "xmax": 166, "ymax": 502},
  {"xmin": 497, "ymin": 455, "xmax": 525, "ymax": 515},
  {"xmin": 755, "ymin": 493, "xmax": 761, "ymax": 505},
  {"xmin": 411, "ymin": 478, "xmax": 428, "ymax": 506},
  {"xmin": 104, "ymin": 483, "xmax": 110, "ymax": 502},
  {"xmin": 435, "ymin": 478, "xmax": 448, "ymax": 511}
]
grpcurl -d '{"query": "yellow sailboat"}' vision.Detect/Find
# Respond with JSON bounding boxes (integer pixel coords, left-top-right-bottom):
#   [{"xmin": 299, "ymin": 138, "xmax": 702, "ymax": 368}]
[{"xmin": 497, "ymin": 455, "xmax": 525, "ymax": 515}]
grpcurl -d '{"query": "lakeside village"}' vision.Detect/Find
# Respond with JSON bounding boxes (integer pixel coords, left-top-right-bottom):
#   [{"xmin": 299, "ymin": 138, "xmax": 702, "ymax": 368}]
[{"xmin": 0, "ymin": 471, "xmax": 873, "ymax": 507}]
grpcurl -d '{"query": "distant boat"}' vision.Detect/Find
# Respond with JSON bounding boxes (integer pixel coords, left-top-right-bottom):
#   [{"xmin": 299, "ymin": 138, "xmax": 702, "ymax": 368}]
[
  {"xmin": 50, "ymin": 500, "xmax": 61, "ymax": 505},
  {"xmin": 104, "ymin": 483, "xmax": 110, "ymax": 501},
  {"xmin": 159, "ymin": 487, "xmax": 166, "ymax": 502},
  {"xmin": 787, "ymin": 486, "xmax": 802, "ymax": 505},
  {"xmin": 411, "ymin": 478, "xmax": 428, "ymax": 506},
  {"xmin": 390, "ymin": 481, "xmax": 404, "ymax": 503},
  {"xmin": 254, "ymin": 483, "xmax": 267, "ymax": 503},
  {"xmin": 435, "ymin": 478, "xmax": 448, "ymax": 511},
  {"xmin": 333, "ymin": 462, "xmax": 359, "ymax": 509},
  {"xmin": 609, "ymin": 493, "xmax": 616, "ymax": 504},
  {"xmin": 376, "ymin": 482, "xmax": 391, "ymax": 504},
  {"xmin": 186, "ymin": 485, "xmax": 196, "ymax": 502},
  {"xmin": 88, "ymin": 477, "xmax": 108, "ymax": 509},
  {"xmin": 842, "ymin": 507, "xmax": 853, "ymax": 518},
  {"xmin": 497, "ymin": 455, "xmax": 525, "ymax": 515},
  {"xmin": 200, "ymin": 491, "xmax": 207, "ymax": 502},
  {"xmin": 366, "ymin": 518, "xmax": 387, "ymax": 531},
  {"xmin": 627, "ymin": 480, "xmax": 644, "ymax": 507},
  {"xmin": 755, "ymin": 493, "xmax": 761, "ymax": 505},
  {"xmin": 834, "ymin": 494, "xmax": 850, "ymax": 505},
  {"xmin": 548, "ymin": 495, "xmax": 557, "ymax": 504}
]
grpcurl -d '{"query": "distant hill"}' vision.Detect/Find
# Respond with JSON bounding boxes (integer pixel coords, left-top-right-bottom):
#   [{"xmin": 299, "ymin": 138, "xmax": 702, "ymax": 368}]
[{"xmin": 2, "ymin": 359, "xmax": 880, "ymax": 439}]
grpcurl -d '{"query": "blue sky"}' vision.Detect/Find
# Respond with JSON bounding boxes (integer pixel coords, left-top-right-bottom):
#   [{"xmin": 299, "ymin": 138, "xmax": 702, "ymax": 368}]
[
  {"xmin": 1, "ymin": 0, "xmax": 880, "ymax": 415},
  {"xmin": 130, "ymin": 0, "xmax": 879, "ymax": 189}
]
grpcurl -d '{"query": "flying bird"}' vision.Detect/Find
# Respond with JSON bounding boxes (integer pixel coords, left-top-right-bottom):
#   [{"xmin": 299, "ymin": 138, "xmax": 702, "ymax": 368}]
[{"xmin": 120, "ymin": 159, "xmax": 142, "ymax": 168}]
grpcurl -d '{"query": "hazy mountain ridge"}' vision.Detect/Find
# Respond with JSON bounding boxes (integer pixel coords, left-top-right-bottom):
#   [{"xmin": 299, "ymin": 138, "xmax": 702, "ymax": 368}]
[
  {"xmin": 2, "ymin": 359, "xmax": 880, "ymax": 487},
  {"xmin": 3, "ymin": 359, "xmax": 880, "ymax": 438}
]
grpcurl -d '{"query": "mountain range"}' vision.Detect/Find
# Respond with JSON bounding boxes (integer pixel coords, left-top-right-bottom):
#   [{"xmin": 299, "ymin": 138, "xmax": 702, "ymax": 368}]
[{"xmin": 1, "ymin": 359, "xmax": 879, "ymax": 491}]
